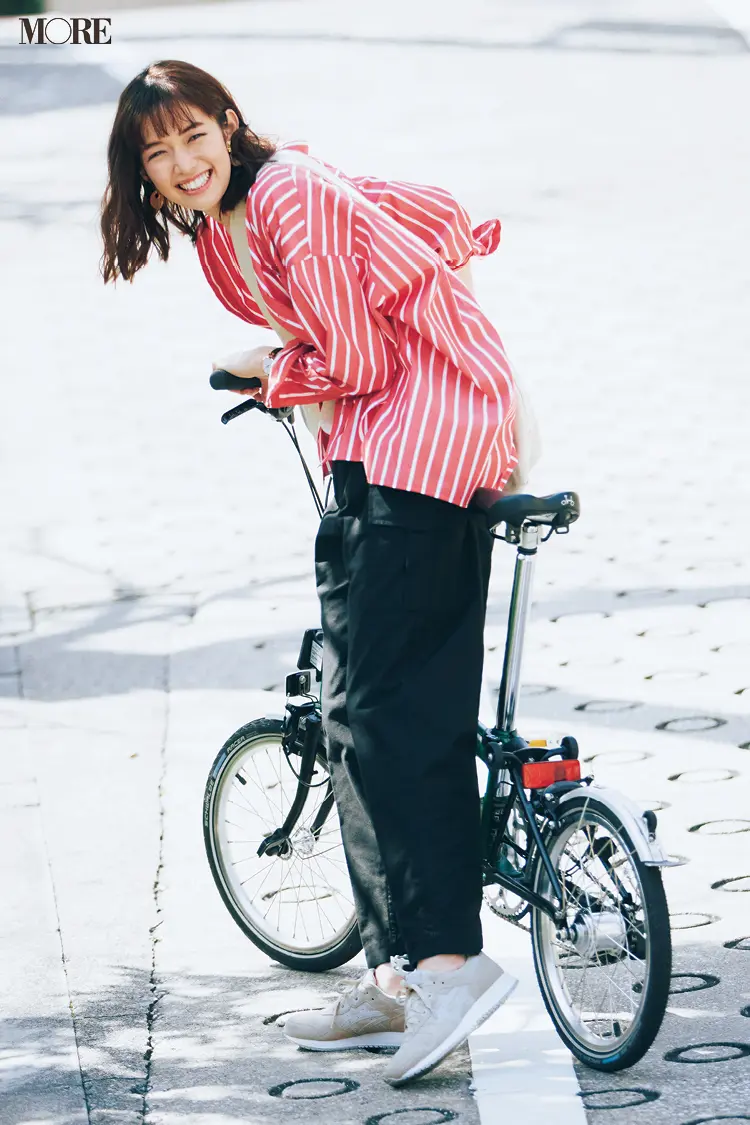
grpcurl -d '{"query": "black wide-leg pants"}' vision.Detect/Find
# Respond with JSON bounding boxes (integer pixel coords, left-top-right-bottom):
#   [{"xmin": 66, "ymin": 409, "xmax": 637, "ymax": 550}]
[{"xmin": 314, "ymin": 460, "xmax": 493, "ymax": 967}]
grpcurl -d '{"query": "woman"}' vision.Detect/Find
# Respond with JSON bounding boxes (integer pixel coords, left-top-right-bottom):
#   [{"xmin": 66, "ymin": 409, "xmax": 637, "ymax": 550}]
[{"xmin": 101, "ymin": 59, "xmax": 519, "ymax": 1087}]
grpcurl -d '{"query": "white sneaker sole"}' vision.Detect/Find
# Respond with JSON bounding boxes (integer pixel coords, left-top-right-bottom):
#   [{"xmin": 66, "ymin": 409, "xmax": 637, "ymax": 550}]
[
  {"xmin": 386, "ymin": 971, "xmax": 519, "ymax": 1086},
  {"xmin": 285, "ymin": 1030, "xmax": 404, "ymax": 1051}
]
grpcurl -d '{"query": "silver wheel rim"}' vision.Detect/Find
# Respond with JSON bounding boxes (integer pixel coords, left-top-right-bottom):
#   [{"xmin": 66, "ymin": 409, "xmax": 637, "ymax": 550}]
[
  {"xmin": 536, "ymin": 805, "xmax": 651, "ymax": 1055},
  {"xmin": 211, "ymin": 732, "xmax": 355, "ymax": 955}
]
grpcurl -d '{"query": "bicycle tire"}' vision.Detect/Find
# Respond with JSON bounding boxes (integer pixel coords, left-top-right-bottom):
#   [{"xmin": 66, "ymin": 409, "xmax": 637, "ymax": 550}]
[
  {"xmin": 203, "ymin": 717, "xmax": 362, "ymax": 972},
  {"xmin": 530, "ymin": 792, "xmax": 671, "ymax": 1071}
]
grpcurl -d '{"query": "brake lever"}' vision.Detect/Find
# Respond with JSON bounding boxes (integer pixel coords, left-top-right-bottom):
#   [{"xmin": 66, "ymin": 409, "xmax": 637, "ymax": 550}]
[{"xmin": 221, "ymin": 398, "xmax": 264, "ymax": 425}]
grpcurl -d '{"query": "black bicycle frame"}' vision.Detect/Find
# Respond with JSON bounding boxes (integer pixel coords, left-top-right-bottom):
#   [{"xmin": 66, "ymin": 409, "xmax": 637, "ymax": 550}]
[
  {"xmin": 477, "ymin": 729, "xmax": 566, "ymax": 923},
  {"xmin": 256, "ymin": 704, "xmax": 322, "ymax": 858},
  {"xmin": 223, "ymin": 386, "xmax": 581, "ymax": 931},
  {"xmin": 476, "ymin": 517, "xmax": 571, "ymax": 925}
]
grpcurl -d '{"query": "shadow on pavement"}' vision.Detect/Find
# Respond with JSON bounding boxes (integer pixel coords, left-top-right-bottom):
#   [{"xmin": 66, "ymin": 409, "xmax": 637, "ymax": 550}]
[
  {"xmin": 1, "ymin": 965, "xmax": 478, "ymax": 1125},
  {"xmin": 0, "ymin": 16, "xmax": 746, "ymax": 121},
  {"xmin": 0, "ymin": 57, "xmax": 123, "ymax": 116},
  {"xmin": 4, "ymin": 940, "xmax": 750, "ymax": 1124},
  {"xmin": 113, "ymin": 22, "xmax": 750, "ymax": 56},
  {"xmin": 2, "ymin": 580, "xmax": 749, "ymax": 747}
]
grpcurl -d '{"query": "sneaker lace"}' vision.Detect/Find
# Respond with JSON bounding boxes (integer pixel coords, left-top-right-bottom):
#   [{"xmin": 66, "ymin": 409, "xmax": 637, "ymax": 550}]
[
  {"xmin": 404, "ymin": 980, "xmax": 433, "ymax": 1031},
  {"xmin": 331, "ymin": 977, "xmax": 364, "ymax": 1016}
]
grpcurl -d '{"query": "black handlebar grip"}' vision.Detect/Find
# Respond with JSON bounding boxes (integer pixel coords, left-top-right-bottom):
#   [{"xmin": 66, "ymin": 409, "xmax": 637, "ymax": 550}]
[{"xmin": 210, "ymin": 369, "xmax": 263, "ymax": 391}]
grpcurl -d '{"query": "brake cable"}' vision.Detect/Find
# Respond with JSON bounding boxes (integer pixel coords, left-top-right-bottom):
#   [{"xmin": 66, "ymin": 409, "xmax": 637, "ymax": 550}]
[
  {"xmin": 277, "ymin": 414, "xmax": 326, "ymax": 519},
  {"xmin": 219, "ymin": 392, "xmax": 326, "ymax": 518}
]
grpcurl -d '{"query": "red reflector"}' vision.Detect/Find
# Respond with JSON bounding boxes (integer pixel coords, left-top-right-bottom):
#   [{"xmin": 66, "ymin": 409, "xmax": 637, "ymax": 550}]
[{"xmin": 521, "ymin": 759, "xmax": 581, "ymax": 789}]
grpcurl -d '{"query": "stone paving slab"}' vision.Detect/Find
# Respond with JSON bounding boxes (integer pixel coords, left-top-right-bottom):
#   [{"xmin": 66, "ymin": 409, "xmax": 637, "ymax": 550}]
[{"xmin": 0, "ymin": 789, "xmax": 90, "ymax": 1125}]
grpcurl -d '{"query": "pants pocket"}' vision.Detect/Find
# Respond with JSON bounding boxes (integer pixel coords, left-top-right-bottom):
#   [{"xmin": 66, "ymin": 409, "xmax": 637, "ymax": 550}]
[{"xmin": 365, "ymin": 487, "xmax": 466, "ymax": 615}]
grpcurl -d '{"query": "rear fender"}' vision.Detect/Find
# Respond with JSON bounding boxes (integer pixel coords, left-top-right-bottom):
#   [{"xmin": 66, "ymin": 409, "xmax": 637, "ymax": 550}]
[{"xmin": 558, "ymin": 784, "xmax": 680, "ymax": 867}]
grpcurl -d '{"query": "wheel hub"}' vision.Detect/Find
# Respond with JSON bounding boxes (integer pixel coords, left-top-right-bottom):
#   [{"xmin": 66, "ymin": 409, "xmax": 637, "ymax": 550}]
[
  {"xmin": 564, "ymin": 909, "xmax": 628, "ymax": 959},
  {"xmin": 291, "ymin": 827, "xmax": 316, "ymax": 858}
]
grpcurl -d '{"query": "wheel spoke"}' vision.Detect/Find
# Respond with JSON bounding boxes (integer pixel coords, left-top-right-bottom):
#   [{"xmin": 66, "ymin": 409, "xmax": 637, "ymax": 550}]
[
  {"xmin": 533, "ymin": 800, "xmax": 664, "ymax": 1060},
  {"xmin": 207, "ymin": 729, "xmax": 356, "ymax": 959}
]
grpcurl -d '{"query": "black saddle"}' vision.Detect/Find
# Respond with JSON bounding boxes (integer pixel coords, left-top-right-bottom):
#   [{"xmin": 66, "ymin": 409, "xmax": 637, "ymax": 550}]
[{"xmin": 483, "ymin": 491, "xmax": 580, "ymax": 533}]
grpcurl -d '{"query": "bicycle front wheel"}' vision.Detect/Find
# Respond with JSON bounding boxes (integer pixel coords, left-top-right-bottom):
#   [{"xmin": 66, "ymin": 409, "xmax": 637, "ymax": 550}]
[
  {"xmin": 530, "ymin": 792, "xmax": 671, "ymax": 1071},
  {"xmin": 203, "ymin": 718, "xmax": 361, "ymax": 972}
]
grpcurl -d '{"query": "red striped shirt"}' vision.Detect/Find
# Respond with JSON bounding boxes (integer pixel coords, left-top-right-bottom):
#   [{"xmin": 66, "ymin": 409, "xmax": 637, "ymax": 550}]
[{"xmin": 196, "ymin": 141, "xmax": 517, "ymax": 506}]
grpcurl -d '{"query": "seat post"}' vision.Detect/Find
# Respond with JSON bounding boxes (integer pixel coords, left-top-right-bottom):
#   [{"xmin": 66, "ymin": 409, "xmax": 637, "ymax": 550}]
[{"xmin": 495, "ymin": 523, "xmax": 540, "ymax": 734}]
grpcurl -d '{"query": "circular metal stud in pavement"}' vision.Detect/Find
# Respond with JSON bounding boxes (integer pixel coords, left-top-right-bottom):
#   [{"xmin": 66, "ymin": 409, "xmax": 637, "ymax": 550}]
[
  {"xmin": 584, "ymin": 749, "xmax": 652, "ymax": 765},
  {"xmin": 365, "ymin": 1110, "xmax": 458, "ymax": 1125},
  {"xmin": 575, "ymin": 699, "xmax": 641, "ymax": 713},
  {"xmin": 670, "ymin": 913, "xmax": 720, "ymax": 930},
  {"xmin": 669, "ymin": 973, "xmax": 720, "ymax": 994},
  {"xmin": 657, "ymin": 717, "xmax": 727, "ymax": 733},
  {"xmin": 689, "ymin": 820, "xmax": 750, "ymax": 835},
  {"xmin": 668, "ymin": 769, "xmax": 738, "ymax": 784},
  {"xmin": 268, "ymin": 1078, "xmax": 360, "ymax": 1099},
  {"xmin": 682, "ymin": 1117, "xmax": 750, "ymax": 1124},
  {"xmin": 664, "ymin": 1043, "xmax": 750, "ymax": 1064},
  {"xmin": 641, "ymin": 624, "xmax": 697, "ymax": 639},
  {"xmin": 724, "ymin": 937, "xmax": 750, "ymax": 951},
  {"xmin": 711, "ymin": 876, "xmax": 750, "ymax": 893},
  {"xmin": 579, "ymin": 1088, "xmax": 660, "ymax": 1110},
  {"xmin": 646, "ymin": 669, "xmax": 705, "ymax": 681}
]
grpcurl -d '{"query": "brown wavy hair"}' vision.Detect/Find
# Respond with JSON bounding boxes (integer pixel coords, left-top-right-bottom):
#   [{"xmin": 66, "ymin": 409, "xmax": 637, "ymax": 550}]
[{"xmin": 100, "ymin": 60, "xmax": 277, "ymax": 283}]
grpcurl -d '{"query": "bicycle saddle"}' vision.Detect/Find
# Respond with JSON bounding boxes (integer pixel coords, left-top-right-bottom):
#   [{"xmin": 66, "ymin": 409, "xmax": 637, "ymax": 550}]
[{"xmin": 484, "ymin": 491, "xmax": 580, "ymax": 533}]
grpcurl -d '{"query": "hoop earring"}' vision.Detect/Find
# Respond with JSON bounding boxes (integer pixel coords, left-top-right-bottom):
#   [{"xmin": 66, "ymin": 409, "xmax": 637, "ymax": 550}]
[
  {"xmin": 150, "ymin": 189, "xmax": 163, "ymax": 212},
  {"xmin": 227, "ymin": 138, "xmax": 241, "ymax": 167}
]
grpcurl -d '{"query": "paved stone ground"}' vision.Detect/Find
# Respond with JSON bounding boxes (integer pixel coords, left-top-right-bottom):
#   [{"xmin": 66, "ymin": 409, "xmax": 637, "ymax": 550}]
[{"xmin": 1, "ymin": 1, "xmax": 750, "ymax": 1123}]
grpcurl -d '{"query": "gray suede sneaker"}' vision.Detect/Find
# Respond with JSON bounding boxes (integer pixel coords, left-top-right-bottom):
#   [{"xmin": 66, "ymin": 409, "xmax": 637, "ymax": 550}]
[
  {"xmin": 383, "ymin": 952, "xmax": 517, "ymax": 1085},
  {"xmin": 283, "ymin": 970, "xmax": 405, "ymax": 1051}
]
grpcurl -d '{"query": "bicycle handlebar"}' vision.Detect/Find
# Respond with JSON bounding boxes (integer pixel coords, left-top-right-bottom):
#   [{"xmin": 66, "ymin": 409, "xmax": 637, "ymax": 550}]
[
  {"xmin": 211, "ymin": 367, "xmax": 322, "ymax": 512},
  {"xmin": 211, "ymin": 369, "xmax": 294, "ymax": 426},
  {"xmin": 210, "ymin": 369, "xmax": 262, "ymax": 392}
]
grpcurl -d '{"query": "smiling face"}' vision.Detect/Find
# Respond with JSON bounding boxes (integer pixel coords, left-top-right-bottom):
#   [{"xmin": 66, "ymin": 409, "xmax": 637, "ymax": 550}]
[{"xmin": 140, "ymin": 102, "xmax": 239, "ymax": 221}]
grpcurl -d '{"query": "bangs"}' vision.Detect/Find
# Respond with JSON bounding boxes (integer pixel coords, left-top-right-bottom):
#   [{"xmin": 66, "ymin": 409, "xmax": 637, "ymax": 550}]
[{"xmin": 136, "ymin": 96, "xmax": 202, "ymax": 150}]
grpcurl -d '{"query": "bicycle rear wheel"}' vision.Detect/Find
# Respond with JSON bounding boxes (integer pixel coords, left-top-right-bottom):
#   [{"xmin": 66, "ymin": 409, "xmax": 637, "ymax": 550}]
[
  {"xmin": 203, "ymin": 717, "xmax": 361, "ymax": 971},
  {"xmin": 530, "ymin": 793, "xmax": 671, "ymax": 1071}
]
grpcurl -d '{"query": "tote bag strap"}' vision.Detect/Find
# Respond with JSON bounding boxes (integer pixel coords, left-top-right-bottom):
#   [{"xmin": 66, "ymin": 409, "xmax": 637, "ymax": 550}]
[
  {"xmin": 228, "ymin": 191, "xmax": 334, "ymax": 438},
  {"xmin": 270, "ymin": 150, "xmax": 480, "ymax": 296},
  {"xmin": 228, "ymin": 203, "xmax": 293, "ymax": 344},
  {"xmin": 227, "ymin": 151, "xmax": 371, "ymax": 335},
  {"xmin": 268, "ymin": 149, "xmax": 445, "ymax": 260},
  {"xmin": 229, "ymin": 149, "xmax": 466, "ymax": 327}
]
